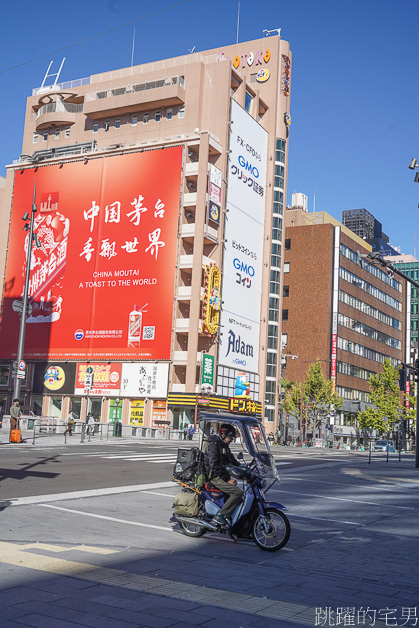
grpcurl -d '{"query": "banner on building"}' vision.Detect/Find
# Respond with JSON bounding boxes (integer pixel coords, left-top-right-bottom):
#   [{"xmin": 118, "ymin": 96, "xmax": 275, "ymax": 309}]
[
  {"xmin": 75, "ymin": 363, "xmax": 122, "ymax": 396},
  {"xmin": 0, "ymin": 148, "xmax": 183, "ymax": 360},
  {"xmin": 33, "ymin": 362, "xmax": 76, "ymax": 395},
  {"xmin": 130, "ymin": 400, "xmax": 144, "ymax": 426},
  {"xmin": 120, "ymin": 362, "xmax": 169, "ymax": 398},
  {"xmin": 218, "ymin": 100, "xmax": 268, "ymax": 373},
  {"xmin": 151, "ymin": 400, "xmax": 168, "ymax": 427}
]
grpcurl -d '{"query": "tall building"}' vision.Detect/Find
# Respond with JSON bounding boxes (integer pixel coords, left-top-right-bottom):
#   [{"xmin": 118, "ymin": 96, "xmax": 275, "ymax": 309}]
[
  {"xmin": 342, "ymin": 208, "xmax": 399, "ymax": 256},
  {"xmin": 383, "ymin": 254, "xmax": 418, "ymax": 350},
  {"xmin": 0, "ymin": 36, "xmax": 292, "ymax": 431},
  {"xmin": 281, "ymin": 207, "xmax": 409, "ymax": 447}
]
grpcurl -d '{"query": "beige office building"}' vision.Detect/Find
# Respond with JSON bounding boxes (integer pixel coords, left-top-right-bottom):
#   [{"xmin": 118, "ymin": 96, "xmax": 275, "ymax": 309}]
[{"xmin": 0, "ymin": 36, "xmax": 292, "ymax": 432}]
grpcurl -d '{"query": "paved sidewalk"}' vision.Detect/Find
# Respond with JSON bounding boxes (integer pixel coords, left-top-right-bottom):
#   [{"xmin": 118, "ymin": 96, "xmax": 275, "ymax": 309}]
[{"xmin": 0, "ymin": 456, "xmax": 418, "ymax": 627}]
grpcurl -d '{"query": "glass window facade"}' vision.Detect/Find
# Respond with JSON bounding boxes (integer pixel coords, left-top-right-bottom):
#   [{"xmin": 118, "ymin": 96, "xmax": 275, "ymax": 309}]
[
  {"xmin": 339, "ymin": 290, "xmax": 401, "ymax": 329},
  {"xmin": 339, "ymin": 267, "xmax": 402, "ymax": 311}
]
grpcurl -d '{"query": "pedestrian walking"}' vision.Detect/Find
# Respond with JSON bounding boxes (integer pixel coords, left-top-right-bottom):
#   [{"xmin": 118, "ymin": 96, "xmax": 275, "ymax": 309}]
[
  {"xmin": 86, "ymin": 413, "xmax": 95, "ymax": 437},
  {"xmin": 182, "ymin": 425, "xmax": 188, "ymax": 440},
  {"xmin": 188, "ymin": 425, "xmax": 194, "ymax": 441},
  {"xmin": 64, "ymin": 411, "xmax": 75, "ymax": 436}
]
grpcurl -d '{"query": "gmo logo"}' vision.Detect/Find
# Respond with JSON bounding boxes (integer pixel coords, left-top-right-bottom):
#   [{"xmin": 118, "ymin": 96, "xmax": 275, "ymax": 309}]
[
  {"xmin": 233, "ymin": 358, "xmax": 247, "ymax": 366},
  {"xmin": 233, "ymin": 258, "xmax": 255, "ymax": 276},
  {"xmin": 238, "ymin": 155, "xmax": 260, "ymax": 178},
  {"xmin": 74, "ymin": 329, "xmax": 84, "ymax": 341}
]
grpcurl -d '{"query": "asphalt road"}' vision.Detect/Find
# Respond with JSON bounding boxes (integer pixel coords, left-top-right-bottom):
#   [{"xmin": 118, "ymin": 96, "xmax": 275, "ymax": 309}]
[
  {"xmin": 0, "ymin": 437, "xmax": 418, "ymax": 627},
  {"xmin": 0, "ymin": 438, "xmax": 400, "ymax": 500}
]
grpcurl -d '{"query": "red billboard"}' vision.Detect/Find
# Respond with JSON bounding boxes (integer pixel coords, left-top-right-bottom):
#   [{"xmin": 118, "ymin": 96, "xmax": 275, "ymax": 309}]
[{"xmin": 0, "ymin": 148, "xmax": 183, "ymax": 360}]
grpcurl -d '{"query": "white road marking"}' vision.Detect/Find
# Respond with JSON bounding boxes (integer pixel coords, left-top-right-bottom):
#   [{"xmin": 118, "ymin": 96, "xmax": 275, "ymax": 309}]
[
  {"xmin": 274, "ymin": 489, "xmax": 414, "ymax": 509},
  {"xmin": 41, "ymin": 504, "xmax": 174, "ymax": 531},
  {"xmin": 149, "ymin": 459, "xmax": 177, "ymax": 463},
  {"xmin": 0, "ymin": 481, "xmax": 176, "ymax": 507},
  {"xmin": 284, "ymin": 476, "xmax": 419, "ymax": 494},
  {"xmin": 287, "ymin": 513, "xmax": 361, "ymax": 525},
  {"xmin": 102, "ymin": 453, "xmax": 176, "ymax": 459},
  {"xmin": 143, "ymin": 491, "xmax": 178, "ymax": 498}
]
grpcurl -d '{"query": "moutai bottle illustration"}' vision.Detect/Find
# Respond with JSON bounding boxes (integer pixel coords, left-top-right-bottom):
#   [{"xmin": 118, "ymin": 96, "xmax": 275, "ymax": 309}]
[{"xmin": 128, "ymin": 303, "xmax": 148, "ymax": 347}]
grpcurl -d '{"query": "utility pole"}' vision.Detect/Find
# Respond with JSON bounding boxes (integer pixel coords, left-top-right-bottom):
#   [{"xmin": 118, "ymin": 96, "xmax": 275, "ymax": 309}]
[{"xmin": 13, "ymin": 181, "xmax": 38, "ymax": 401}]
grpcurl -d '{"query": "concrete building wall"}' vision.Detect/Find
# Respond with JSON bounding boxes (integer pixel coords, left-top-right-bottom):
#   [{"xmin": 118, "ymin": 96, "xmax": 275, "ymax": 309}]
[{"xmin": 0, "ymin": 36, "xmax": 292, "ymax": 428}]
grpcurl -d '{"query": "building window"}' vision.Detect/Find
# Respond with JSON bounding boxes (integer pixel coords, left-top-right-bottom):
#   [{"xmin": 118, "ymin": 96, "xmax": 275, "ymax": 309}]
[
  {"xmin": 43, "ymin": 131, "xmax": 48, "ymax": 142},
  {"xmin": 33, "ymin": 133, "xmax": 38, "ymax": 144},
  {"xmin": 282, "ymin": 309, "xmax": 289, "ymax": 321},
  {"xmin": 155, "ymin": 110, "xmax": 161, "ymax": 122},
  {"xmin": 167, "ymin": 108, "xmax": 173, "ymax": 120},
  {"xmin": 115, "ymin": 117, "xmax": 121, "ymax": 129},
  {"xmin": 245, "ymin": 90, "xmax": 254, "ymax": 113},
  {"xmin": 131, "ymin": 114, "xmax": 138, "ymax": 126},
  {"xmin": 283, "ymin": 285, "xmax": 289, "ymax": 298},
  {"xmin": 284, "ymin": 238, "xmax": 291, "ymax": 250},
  {"xmin": 93, "ymin": 122, "xmax": 99, "ymax": 133},
  {"xmin": 54, "ymin": 128, "xmax": 60, "ymax": 140},
  {"xmin": 64, "ymin": 127, "xmax": 70, "ymax": 138},
  {"xmin": 283, "ymin": 262, "xmax": 290, "ymax": 273},
  {"xmin": 143, "ymin": 112, "xmax": 149, "ymax": 124},
  {"xmin": 178, "ymin": 106, "xmax": 185, "ymax": 119}
]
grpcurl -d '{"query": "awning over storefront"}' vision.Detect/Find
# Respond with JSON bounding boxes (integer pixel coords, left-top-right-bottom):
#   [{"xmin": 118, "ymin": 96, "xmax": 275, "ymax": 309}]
[{"xmin": 167, "ymin": 392, "xmax": 262, "ymax": 417}]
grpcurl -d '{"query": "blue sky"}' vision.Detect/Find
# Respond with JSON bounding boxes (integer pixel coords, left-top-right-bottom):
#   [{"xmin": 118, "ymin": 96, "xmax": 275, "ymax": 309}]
[{"xmin": 1, "ymin": 0, "xmax": 418, "ymax": 254}]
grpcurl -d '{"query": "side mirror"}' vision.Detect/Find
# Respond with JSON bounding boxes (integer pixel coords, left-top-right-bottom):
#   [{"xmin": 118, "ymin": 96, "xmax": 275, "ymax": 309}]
[{"xmin": 237, "ymin": 452, "xmax": 244, "ymax": 460}]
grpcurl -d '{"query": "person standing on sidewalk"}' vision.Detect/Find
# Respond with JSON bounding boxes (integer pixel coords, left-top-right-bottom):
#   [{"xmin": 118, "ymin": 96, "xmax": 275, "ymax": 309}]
[{"xmin": 9, "ymin": 399, "xmax": 21, "ymax": 442}]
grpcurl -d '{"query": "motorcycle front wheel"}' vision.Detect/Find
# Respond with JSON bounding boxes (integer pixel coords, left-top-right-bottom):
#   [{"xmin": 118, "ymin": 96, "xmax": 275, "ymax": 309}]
[
  {"xmin": 252, "ymin": 508, "xmax": 290, "ymax": 551},
  {"xmin": 178, "ymin": 520, "xmax": 207, "ymax": 538}
]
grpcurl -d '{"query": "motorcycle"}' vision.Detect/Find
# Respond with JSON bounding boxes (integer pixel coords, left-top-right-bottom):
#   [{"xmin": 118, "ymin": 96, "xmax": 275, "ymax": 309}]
[{"xmin": 173, "ymin": 412, "xmax": 291, "ymax": 552}]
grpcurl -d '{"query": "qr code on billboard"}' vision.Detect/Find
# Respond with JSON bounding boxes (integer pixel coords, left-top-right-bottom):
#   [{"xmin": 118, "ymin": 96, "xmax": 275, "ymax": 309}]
[{"xmin": 143, "ymin": 326, "xmax": 155, "ymax": 340}]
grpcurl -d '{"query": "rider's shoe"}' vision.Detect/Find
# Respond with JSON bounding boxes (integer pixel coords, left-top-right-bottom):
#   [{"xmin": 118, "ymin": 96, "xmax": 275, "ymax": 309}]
[{"xmin": 213, "ymin": 513, "xmax": 228, "ymax": 526}]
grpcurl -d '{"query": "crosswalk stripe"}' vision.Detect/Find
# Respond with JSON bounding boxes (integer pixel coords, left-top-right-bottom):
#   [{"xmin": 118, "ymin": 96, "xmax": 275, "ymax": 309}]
[
  {"xmin": 125, "ymin": 457, "xmax": 176, "ymax": 462},
  {"xmin": 102, "ymin": 454, "xmax": 176, "ymax": 459}
]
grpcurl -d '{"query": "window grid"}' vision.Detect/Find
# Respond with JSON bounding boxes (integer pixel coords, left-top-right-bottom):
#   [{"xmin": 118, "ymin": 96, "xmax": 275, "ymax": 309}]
[
  {"xmin": 339, "ymin": 267, "xmax": 402, "ymax": 311},
  {"xmin": 339, "ymin": 290, "xmax": 401, "ymax": 329}
]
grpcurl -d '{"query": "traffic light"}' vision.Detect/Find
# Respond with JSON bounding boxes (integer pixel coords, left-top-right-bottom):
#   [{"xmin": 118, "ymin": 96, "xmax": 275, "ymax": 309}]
[{"xmin": 399, "ymin": 367, "xmax": 407, "ymax": 392}]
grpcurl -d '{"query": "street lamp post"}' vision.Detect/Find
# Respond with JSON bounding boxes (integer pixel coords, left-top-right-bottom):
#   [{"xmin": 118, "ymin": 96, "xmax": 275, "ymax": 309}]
[{"xmin": 13, "ymin": 181, "xmax": 38, "ymax": 401}]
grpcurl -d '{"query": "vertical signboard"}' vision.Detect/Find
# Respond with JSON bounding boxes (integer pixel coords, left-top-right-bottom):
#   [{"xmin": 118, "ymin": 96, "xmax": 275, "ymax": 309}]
[
  {"xmin": 201, "ymin": 353, "xmax": 215, "ymax": 391},
  {"xmin": 219, "ymin": 100, "xmax": 268, "ymax": 373},
  {"xmin": 0, "ymin": 148, "xmax": 183, "ymax": 360}
]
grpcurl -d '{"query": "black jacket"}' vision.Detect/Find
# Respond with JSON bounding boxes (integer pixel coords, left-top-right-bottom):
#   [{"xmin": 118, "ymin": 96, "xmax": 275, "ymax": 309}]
[{"xmin": 204, "ymin": 434, "xmax": 240, "ymax": 482}]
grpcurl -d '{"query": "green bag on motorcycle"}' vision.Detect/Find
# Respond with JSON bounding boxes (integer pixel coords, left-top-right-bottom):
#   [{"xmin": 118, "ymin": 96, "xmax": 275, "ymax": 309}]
[{"xmin": 173, "ymin": 490, "xmax": 199, "ymax": 517}]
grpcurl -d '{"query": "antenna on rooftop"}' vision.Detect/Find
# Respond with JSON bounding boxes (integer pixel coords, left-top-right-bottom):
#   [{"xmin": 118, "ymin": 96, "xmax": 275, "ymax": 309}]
[
  {"xmin": 39, "ymin": 58, "xmax": 65, "ymax": 93},
  {"xmin": 236, "ymin": 2, "xmax": 240, "ymax": 44},
  {"xmin": 131, "ymin": 28, "xmax": 136, "ymax": 66}
]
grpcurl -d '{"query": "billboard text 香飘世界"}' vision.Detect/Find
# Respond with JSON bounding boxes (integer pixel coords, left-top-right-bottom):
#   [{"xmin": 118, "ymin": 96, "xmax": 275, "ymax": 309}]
[{"xmin": 0, "ymin": 148, "xmax": 183, "ymax": 360}]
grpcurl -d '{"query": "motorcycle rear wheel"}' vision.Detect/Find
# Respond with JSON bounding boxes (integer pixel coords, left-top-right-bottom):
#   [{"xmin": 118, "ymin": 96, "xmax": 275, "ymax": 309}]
[
  {"xmin": 252, "ymin": 508, "xmax": 290, "ymax": 551},
  {"xmin": 178, "ymin": 520, "xmax": 207, "ymax": 537}
]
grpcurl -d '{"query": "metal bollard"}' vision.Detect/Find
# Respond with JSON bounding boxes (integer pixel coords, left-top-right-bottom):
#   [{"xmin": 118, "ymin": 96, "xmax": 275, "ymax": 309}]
[{"xmin": 368, "ymin": 441, "xmax": 371, "ymax": 465}]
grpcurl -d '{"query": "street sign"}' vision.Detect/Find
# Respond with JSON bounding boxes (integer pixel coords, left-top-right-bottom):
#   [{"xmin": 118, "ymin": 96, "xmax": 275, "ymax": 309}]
[
  {"xmin": 19, "ymin": 360, "xmax": 26, "ymax": 371},
  {"xmin": 86, "ymin": 366, "xmax": 94, "ymax": 374},
  {"xmin": 84, "ymin": 373, "xmax": 94, "ymax": 389},
  {"xmin": 201, "ymin": 353, "xmax": 214, "ymax": 392},
  {"xmin": 12, "ymin": 300, "xmax": 32, "ymax": 315}
]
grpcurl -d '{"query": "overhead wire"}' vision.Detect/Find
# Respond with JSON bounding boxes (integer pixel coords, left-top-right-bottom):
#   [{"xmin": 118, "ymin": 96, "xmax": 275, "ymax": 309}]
[{"xmin": 0, "ymin": 0, "xmax": 193, "ymax": 75}]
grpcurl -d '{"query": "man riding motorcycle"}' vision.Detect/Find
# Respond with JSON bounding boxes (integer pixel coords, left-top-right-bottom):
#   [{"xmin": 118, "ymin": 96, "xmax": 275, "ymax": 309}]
[{"xmin": 204, "ymin": 423, "xmax": 243, "ymax": 526}]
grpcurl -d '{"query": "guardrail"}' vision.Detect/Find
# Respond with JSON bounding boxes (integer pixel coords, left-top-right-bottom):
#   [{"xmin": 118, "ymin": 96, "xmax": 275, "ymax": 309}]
[{"xmin": 1, "ymin": 416, "xmax": 197, "ymax": 444}]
